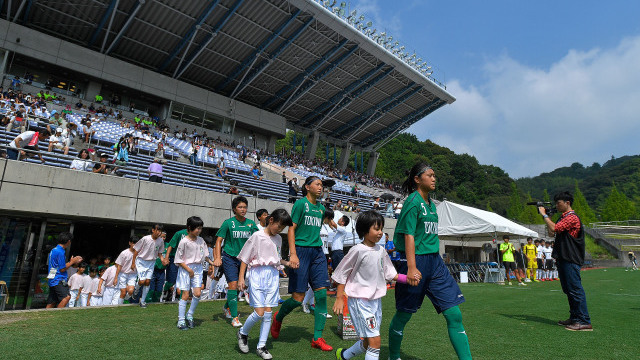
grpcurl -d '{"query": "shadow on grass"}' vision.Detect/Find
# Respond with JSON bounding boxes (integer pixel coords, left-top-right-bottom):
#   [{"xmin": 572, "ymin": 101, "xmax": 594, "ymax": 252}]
[
  {"xmin": 275, "ymin": 325, "xmax": 313, "ymax": 343},
  {"xmin": 499, "ymin": 313, "xmax": 557, "ymax": 326}
]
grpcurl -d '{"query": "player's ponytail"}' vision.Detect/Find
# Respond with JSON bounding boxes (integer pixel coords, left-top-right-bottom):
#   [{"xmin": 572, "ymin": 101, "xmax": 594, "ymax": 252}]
[{"xmin": 401, "ymin": 162, "xmax": 432, "ymax": 196}]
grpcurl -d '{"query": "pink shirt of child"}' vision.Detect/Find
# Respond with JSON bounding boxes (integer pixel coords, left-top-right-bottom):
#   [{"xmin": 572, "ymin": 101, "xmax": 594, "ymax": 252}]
[
  {"xmin": 101, "ymin": 266, "xmax": 117, "ymax": 287},
  {"xmin": 115, "ymin": 248, "xmax": 135, "ymax": 274},
  {"xmin": 81, "ymin": 275, "xmax": 93, "ymax": 294},
  {"xmin": 134, "ymin": 235, "xmax": 164, "ymax": 261},
  {"xmin": 174, "ymin": 236, "xmax": 206, "ymax": 265},
  {"xmin": 68, "ymin": 273, "xmax": 84, "ymax": 291},
  {"xmin": 331, "ymin": 243, "xmax": 397, "ymax": 300},
  {"xmin": 237, "ymin": 230, "xmax": 282, "ymax": 270},
  {"xmin": 89, "ymin": 277, "xmax": 101, "ymax": 296}
]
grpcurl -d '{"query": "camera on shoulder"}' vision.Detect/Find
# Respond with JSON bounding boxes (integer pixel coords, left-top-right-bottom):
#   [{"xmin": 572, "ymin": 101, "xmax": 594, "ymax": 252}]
[{"xmin": 526, "ymin": 201, "xmax": 557, "ymax": 216}]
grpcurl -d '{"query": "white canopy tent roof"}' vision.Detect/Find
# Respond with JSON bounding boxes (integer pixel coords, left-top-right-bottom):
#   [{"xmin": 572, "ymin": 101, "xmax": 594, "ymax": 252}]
[{"xmin": 436, "ymin": 200, "xmax": 539, "ymax": 240}]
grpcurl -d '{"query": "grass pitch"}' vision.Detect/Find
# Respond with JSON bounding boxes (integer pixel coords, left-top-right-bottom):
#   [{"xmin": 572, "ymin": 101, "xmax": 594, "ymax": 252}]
[{"xmin": 1, "ymin": 267, "xmax": 638, "ymax": 360}]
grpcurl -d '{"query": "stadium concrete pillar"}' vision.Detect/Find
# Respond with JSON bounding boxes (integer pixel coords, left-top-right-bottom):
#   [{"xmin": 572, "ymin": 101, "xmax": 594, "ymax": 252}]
[
  {"xmin": 0, "ymin": 50, "xmax": 8, "ymax": 86},
  {"xmin": 304, "ymin": 131, "xmax": 319, "ymax": 160},
  {"xmin": 267, "ymin": 135, "xmax": 277, "ymax": 153},
  {"xmin": 86, "ymin": 81, "xmax": 103, "ymax": 101},
  {"xmin": 366, "ymin": 151, "xmax": 379, "ymax": 176},
  {"xmin": 338, "ymin": 143, "xmax": 352, "ymax": 171}
]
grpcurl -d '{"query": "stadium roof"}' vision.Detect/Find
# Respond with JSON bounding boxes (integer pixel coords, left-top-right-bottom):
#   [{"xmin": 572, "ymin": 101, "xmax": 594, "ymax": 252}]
[{"xmin": 9, "ymin": 0, "xmax": 455, "ymax": 150}]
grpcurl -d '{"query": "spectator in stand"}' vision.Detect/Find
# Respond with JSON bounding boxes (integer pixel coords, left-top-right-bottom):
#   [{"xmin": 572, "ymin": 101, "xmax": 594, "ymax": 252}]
[
  {"xmin": 251, "ymin": 163, "xmax": 263, "ymax": 180},
  {"xmin": 372, "ymin": 197, "xmax": 381, "ymax": 210},
  {"xmin": 95, "ymin": 94, "xmax": 103, "ymax": 104},
  {"xmin": 282, "ymin": 171, "xmax": 287, "ymax": 183},
  {"xmin": 287, "ymin": 177, "xmax": 300, "ymax": 197},
  {"xmin": 93, "ymin": 152, "xmax": 112, "ymax": 174},
  {"xmin": 189, "ymin": 140, "xmax": 199, "ymax": 166},
  {"xmin": 48, "ymin": 127, "xmax": 70, "ymax": 155},
  {"xmin": 333, "ymin": 199, "xmax": 343, "ymax": 211},
  {"xmin": 46, "ymin": 232, "xmax": 83, "ymax": 309},
  {"xmin": 343, "ymin": 200, "xmax": 354, "ymax": 212},
  {"xmin": 228, "ymin": 186, "xmax": 239, "ymax": 195},
  {"xmin": 75, "ymin": 100, "xmax": 83, "ymax": 109},
  {"xmin": 70, "ymin": 149, "xmax": 93, "ymax": 171},
  {"xmin": 5, "ymin": 105, "xmax": 26, "ymax": 133},
  {"xmin": 6, "ymin": 129, "xmax": 50, "ymax": 162},
  {"xmin": 61, "ymin": 123, "xmax": 77, "ymax": 148},
  {"xmin": 83, "ymin": 121, "xmax": 96, "ymax": 143},
  {"xmin": 217, "ymin": 156, "xmax": 228, "ymax": 176},
  {"xmin": 115, "ymin": 137, "xmax": 129, "ymax": 167},
  {"xmin": 148, "ymin": 159, "xmax": 163, "ymax": 183},
  {"xmin": 153, "ymin": 142, "xmax": 167, "ymax": 164},
  {"xmin": 393, "ymin": 201, "xmax": 402, "ymax": 219},
  {"xmin": 385, "ymin": 201, "xmax": 395, "ymax": 218}
]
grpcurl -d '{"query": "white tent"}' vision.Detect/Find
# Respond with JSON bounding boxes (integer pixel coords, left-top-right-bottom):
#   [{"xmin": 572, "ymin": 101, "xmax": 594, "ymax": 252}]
[{"xmin": 436, "ymin": 200, "xmax": 539, "ymax": 240}]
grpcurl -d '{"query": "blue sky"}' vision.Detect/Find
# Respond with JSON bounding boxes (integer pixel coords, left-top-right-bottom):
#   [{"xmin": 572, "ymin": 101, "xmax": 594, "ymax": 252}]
[{"xmin": 352, "ymin": 0, "xmax": 640, "ymax": 178}]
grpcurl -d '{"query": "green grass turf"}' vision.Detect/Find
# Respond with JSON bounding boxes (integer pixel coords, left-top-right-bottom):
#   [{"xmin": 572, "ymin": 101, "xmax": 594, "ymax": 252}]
[{"xmin": 1, "ymin": 268, "xmax": 638, "ymax": 360}]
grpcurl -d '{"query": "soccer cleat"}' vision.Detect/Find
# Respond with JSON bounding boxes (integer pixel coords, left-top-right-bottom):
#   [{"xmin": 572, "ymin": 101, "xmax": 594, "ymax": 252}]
[
  {"xmin": 325, "ymin": 313, "xmax": 333, "ymax": 319},
  {"xmin": 176, "ymin": 320, "xmax": 188, "ymax": 331},
  {"xmin": 302, "ymin": 303, "xmax": 310, "ymax": 313},
  {"xmin": 231, "ymin": 317, "xmax": 243, "ymax": 328},
  {"xmin": 517, "ymin": 282, "xmax": 527, "ymax": 286},
  {"xmin": 506, "ymin": 282, "xmax": 512, "ymax": 285},
  {"xmin": 223, "ymin": 305, "xmax": 232, "ymax": 319},
  {"xmin": 270, "ymin": 311, "xmax": 282, "ymax": 339},
  {"xmin": 565, "ymin": 323, "xmax": 593, "ymax": 331},
  {"xmin": 311, "ymin": 337, "xmax": 333, "ymax": 351},
  {"xmin": 140, "ymin": 301, "xmax": 147, "ymax": 308},
  {"xmin": 186, "ymin": 317, "xmax": 195, "ymax": 329},
  {"xmin": 533, "ymin": 279, "xmax": 540, "ymax": 282},
  {"xmin": 336, "ymin": 348, "xmax": 345, "ymax": 360},
  {"xmin": 256, "ymin": 347, "xmax": 273, "ymax": 359},
  {"xmin": 237, "ymin": 330, "xmax": 249, "ymax": 353}
]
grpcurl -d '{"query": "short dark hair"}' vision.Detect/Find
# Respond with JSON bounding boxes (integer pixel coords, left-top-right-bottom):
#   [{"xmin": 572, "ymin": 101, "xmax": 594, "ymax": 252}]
[
  {"xmin": 256, "ymin": 209, "xmax": 268, "ymax": 218},
  {"xmin": 267, "ymin": 208, "xmax": 293, "ymax": 227},
  {"xmin": 187, "ymin": 216, "xmax": 204, "ymax": 231},
  {"xmin": 340, "ymin": 215, "xmax": 350, "ymax": 227},
  {"xmin": 203, "ymin": 235, "xmax": 214, "ymax": 246},
  {"xmin": 527, "ymin": 237, "xmax": 532, "ymax": 241},
  {"xmin": 554, "ymin": 191, "xmax": 573, "ymax": 206},
  {"xmin": 89, "ymin": 266, "xmax": 98, "ymax": 274},
  {"xmin": 355, "ymin": 211, "xmax": 385, "ymax": 239},
  {"xmin": 503, "ymin": 235, "xmax": 510, "ymax": 240},
  {"xmin": 58, "ymin": 232, "xmax": 73, "ymax": 244},
  {"xmin": 323, "ymin": 207, "xmax": 335, "ymax": 221},
  {"xmin": 79, "ymin": 262, "xmax": 88, "ymax": 269},
  {"xmin": 151, "ymin": 223, "xmax": 164, "ymax": 232},
  {"xmin": 232, "ymin": 196, "xmax": 248, "ymax": 211},
  {"xmin": 129, "ymin": 236, "xmax": 137, "ymax": 244}
]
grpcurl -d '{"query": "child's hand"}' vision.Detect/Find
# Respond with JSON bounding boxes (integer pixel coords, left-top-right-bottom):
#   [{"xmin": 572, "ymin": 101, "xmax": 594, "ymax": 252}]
[
  {"xmin": 112, "ymin": 279, "xmax": 118, "ymax": 287},
  {"xmin": 333, "ymin": 298, "xmax": 343, "ymax": 316},
  {"xmin": 237, "ymin": 279, "xmax": 245, "ymax": 291},
  {"xmin": 213, "ymin": 258, "xmax": 222, "ymax": 267},
  {"xmin": 188, "ymin": 270, "xmax": 195, "ymax": 278}
]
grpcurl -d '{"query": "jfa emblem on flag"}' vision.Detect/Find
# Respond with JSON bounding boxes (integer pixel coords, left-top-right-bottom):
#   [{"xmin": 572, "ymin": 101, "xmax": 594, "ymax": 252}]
[{"xmin": 366, "ymin": 316, "xmax": 376, "ymax": 329}]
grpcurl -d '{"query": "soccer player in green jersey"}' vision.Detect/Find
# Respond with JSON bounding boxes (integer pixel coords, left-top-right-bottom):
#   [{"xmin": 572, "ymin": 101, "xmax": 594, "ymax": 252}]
[
  {"xmin": 270, "ymin": 176, "xmax": 336, "ymax": 352},
  {"xmin": 214, "ymin": 196, "xmax": 260, "ymax": 327},
  {"xmin": 388, "ymin": 163, "xmax": 472, "ymax": 360}
]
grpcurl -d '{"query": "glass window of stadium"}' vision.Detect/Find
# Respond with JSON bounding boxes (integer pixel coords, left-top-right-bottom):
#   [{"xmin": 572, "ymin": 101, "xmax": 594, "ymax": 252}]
[{"xmin": 170, "ymin": 102, "xmax": 235, "ymax": 135}]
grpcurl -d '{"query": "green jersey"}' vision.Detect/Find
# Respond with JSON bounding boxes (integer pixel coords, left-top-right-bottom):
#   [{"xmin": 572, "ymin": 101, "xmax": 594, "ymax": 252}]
[
  {"xmin": 500, "ymin": 242, "xmax": 515, "ymax": 262},
  {"xmin": 291, "ymin": 197, "xmax": 325, "ymax": 247},
  {"xmin": 217, "ymin": 217, "xmax": 258, "ymax": 257},
  {"xmin": 168, "ymin": 229, "xmax": 188, "ymax": 258},
  {"xmin": 393, "ymin": 191, "xmax": 439, "ymax": 255}
]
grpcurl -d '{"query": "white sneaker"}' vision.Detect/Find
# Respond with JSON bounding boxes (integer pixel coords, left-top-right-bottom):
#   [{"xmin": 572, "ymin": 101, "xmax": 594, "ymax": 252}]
[
  {"xmin": 524, "ymin": 278, "xmax": 531, "ymax": 283},
  {"xmin": 237, "ymin": 330, "xmax": 249, "ymax": 353},
  {"xmin": 257, "ymin": 347, "xmax": 273, "ymax": 360},
  {"xmin": 302, "ymin": 303, "xmax": 310, "ymax": 314},
  {"xmin": 231, "ymin": 316, "xmax": 243, "ymax": 328},
  {"xmin": 518, "ymin": 282, "xmax": 527, "ymax": 286},
  {"xmin": 223, "ymin": 305, "xmax": 232, "ymax": 319},
  {"xmin": 325, "ymin": 313, "xmax": 333, "ymax": 319}
]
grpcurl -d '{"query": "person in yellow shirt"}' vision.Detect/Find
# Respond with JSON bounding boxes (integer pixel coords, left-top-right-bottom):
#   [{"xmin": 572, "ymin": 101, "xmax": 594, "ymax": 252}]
[
  {"xmin": 499, "ymin": 235, "xmax": 525, "ymax": 285},
  {"xmin": 523, "ymin": 238, "xmax": 539, "ymax": 282}
]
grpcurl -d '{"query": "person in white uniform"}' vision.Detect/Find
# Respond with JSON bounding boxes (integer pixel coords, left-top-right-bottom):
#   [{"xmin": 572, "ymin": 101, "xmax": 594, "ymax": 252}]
[
  {"xmin": 175, "ymin": 216, "xmax": 207, "ymax": 330},
  {"xmin": 98, "ymin": 264, "xmax": 119, "ymax": 305},
  {"xmin": 132, "ymin": 224, "xmax": 165, "ymax": 308},
  {"xmin": 115, "ymin": 237, "xmax": 138, "ymax": 304}
]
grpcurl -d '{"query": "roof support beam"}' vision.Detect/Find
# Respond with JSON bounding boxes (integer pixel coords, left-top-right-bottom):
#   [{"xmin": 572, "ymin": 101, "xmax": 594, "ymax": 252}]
[
  {"xmin": 262, "ymin": 38, "xmax": 348, "ymax": 110},
  {"xmin": 20, "ymin": 0, "xmax": 33, "ymax": 24},
  {"xmin": 230, "ymin": 16, "xmax": 313, "ymax": 99},
  {"xmin": 172, "ymin": 0, "xmax": 244, "ymax": 79},
  {"xmin": 88, "ymin": 0, "xmax": 118, "ymax": 46},
  {"xmin": 333, "ymin": 82, "xmax": 415, "ymax": 137},
  {"xmin": 307, "ymin": 66, "xmax": 392, "ymax": 130},
  {"xmin": 105, "ymin": 0, "xmax": 145, "ymax": 55},
  {"xmin": 216, "ymin": 9, "xmax": 301, "ymax": 92},
  {"xmin": 277, "ymin": 44, "xmax": 358, "ymax": 115},
  {"xmin": 12, "ymin": 0, "xmax": 26, "ymax": 22},
  {"xmin": 360, "ymin": 98, "xmax": 446, "ymax": 147},
  {"xmin": 157, "ymin": 0, "xmax": 220, "ymax": 72},
  {"xmin": 100, "ymin": 0, "xmax": 120, "ymax": 53}
]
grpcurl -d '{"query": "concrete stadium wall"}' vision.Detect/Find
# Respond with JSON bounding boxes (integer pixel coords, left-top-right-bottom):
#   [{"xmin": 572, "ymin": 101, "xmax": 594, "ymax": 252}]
[
  {"xmin": 0, "ymin": 159, "xmax": 397, "ymax": 232},
  {"xmin": 0, "ymin": 20, "xmax": 286, "ymax": 137}
]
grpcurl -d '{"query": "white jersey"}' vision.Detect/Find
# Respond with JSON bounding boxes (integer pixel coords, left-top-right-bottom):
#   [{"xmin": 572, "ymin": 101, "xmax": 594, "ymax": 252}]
[
  {"xmin": 542, "ymin": 246, "xmax": 553, "ymax": 260},
  {"xmin": 331, "ymin": 243, "xmax": 397, "ymax": 300},
  {"xmin": 536, "ymin": 245, "xmax": 545, "ymax": 259}
]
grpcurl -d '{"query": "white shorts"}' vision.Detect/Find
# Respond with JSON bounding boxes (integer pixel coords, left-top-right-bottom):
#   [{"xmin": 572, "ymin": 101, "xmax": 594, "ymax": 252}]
[
  {"xmin": 136, "ymin": 258, "xmax": 155, "ymax": 280},
  {"xmin": 80, "ymin": 293, "xmax": 88, "ymax": 307},
  {"xmin": 118, "ymin": 272, "xmax": 137, "ymax": 289},
  {"xmin": 69, "ymin": 289, "xmax": 79, "ymax": 307},
  {"xmin": 248, "ymin": 266, "xmax": 280, "ymax": 308},
  {"xmin": 103, "ymin": 286, "xmax": 118, "ymax": 305},
  {"xmin": 348, "ymin": 297, "xmax": 382, "ymax": 338},
  {"xmin": 176, "ymin": 263, "xmax": 204, "ymax": 291},
  {"xmin": 90, "ymin": 296, "xmax": 102, "ymax": 307}
]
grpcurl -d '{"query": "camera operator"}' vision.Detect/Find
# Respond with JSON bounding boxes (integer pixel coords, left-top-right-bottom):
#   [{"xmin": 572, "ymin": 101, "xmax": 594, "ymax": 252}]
[{"xmin": 538, "ymin": 191, "xmax": 592, "ymax": 331}]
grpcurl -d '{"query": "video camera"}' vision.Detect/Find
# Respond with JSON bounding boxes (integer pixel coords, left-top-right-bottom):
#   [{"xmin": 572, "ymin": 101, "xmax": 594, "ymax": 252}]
[{"xmin": 526, "ymin": 201, "xmax": 556, "ymax": 216}]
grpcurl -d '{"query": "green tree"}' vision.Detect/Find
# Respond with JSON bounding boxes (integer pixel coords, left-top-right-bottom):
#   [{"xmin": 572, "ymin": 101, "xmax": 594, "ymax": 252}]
[
  {"xmin": 520, "ymin": 193, "xmax": 543, "ymax": 224},
  {"xmin": 506, "ymin": 183, "xmax": 524, "ymax": 221},
  {"xmin": 601, "ymin": 183, "xmax": 637, "ymax": 221},
  {"xmin": 572, "ymin": 181, "xmax": 597, "ymax": 225},
  {"xmin": 486, "ymin": 201, "xmax": 493, "ymax": 212}
]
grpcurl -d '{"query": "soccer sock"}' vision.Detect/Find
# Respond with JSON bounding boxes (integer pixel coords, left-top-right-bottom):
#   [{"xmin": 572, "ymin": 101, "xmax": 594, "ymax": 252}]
[
  {"xmin": 526, "ymin": 268, "xmax": 530, "ymax": 279},
  {"xmin": 241, "ymin": 311, "xmax": 263, "ymax": 335},
  {"xmin": 389, "ymin": 311, "xmax": 412, "ymax": 360},
  {"xmin": 343, "ymin": 339, "xmax": 366, "ymax": 359},
  {"xmin": 228, "ymin": 290, "xmax": 238, "ymax": 317},
  {"xmin": 141, "ymin": 286, "xmax": 150, "ymax": 303},
  {"xmin": 178, "ymin": 299, "xmax": 187, "ymax": 321},
  {"xmin": 118, "ymin": 297, "xmax": 124, "ymax": 305},
  {"xmin": 258, "ymin": 311, "xmax": 272, "ymax": 348},
  {"xmin": 303, "ymin": 287, "xmax": 314, "ymax": 305},
  {"xmin": 275, "ymin": 298, "xmax": 302, "ymax": 322},
  {"xmin": 163, "ymin": 282, "xmax": 173, "ymax": 292},
  {"xmin": 187, "ymin": 295, "xmax": 200, "ymax": 318},
  {"xmin": 313, "ymin": 289, "xmax": 327, "ymax": 340},
  {"xmin": 443, "ymin": 306, "xmax": 472, "ymax": 360},
  {"xmin": 365, "ymin": 347, "xmax": 380, "ymax": 360},
  {"xmin": 209, "ymin": 280, "xmax": 218, "ymax": 299}
]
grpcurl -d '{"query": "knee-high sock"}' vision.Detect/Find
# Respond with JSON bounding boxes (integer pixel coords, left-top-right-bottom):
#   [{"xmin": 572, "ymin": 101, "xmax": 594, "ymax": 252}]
[
  {"xmin": 365, "ymin": 347, "xmax": 380, "ymax": 360},
  {"xmin": 258, "ymin": 311, "xmax": 272, "ymax": 348},
  {"xmin": 303, "ymin": 287, "xmax": 314, "ymax": 305},
  {"xmin": 443, "ymin": 306, "xmax": 472, "ymax": 360},
  {"xmin": 275, "ymin": 298, "xmax": 301, "ymax": 322},
  {"xmin": 240, "ymin": 311, "xmax": 263, "ymax": 335},
  {"xmin": 178, "ymin": 299, "xmax": 187, "ymax": 321},
  {"xmin": 228, "ymin": 290, "xmax": 238, "ymax": 317},
  {"xmin": 313, "ymin": 289, "xmax": 327, "ymax": 340},
  {"xmin": 187, "ymin": 295, "xmax": 200, "ymax": 318},
  {"xmin": 389, "ymin": 311, "xmax": 412, "ymax": 360},
  {"xmin": 117, "ymin": 297, "xmax": 124, "ymax": 305},
  {"xmin": 141, "ymin": 286, "xmax": 150, "ymax": 303},
  {"xmin": 209, "ymin": 280, "xmax": 218, "ymax": 299},
  {"xmin": 343, "ymin": 339, "xmax": 366, "ymax": 359}
]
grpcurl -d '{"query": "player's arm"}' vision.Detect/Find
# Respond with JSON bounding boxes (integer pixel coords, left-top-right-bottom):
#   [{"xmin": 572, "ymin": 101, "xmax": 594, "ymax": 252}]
[
  {"xmin": 97, "ymin": 278, "xmax": 104, "ymax": 294},
  {"xmin": 131, "ymin": 250, "xmax": 138, "ymax": 271},
  {"xmin": 214, "ymin": 236, "xmax": 224, "ymax": 267},
  {"xmin": 332, "ymin": 283, "xmax": 346, "ymax": 315},
  {"xmin": 404, "ymin": 234, "xmax": 421, "ymax": 286},
  {"xmin": 87, "ymin": 291, "xmax": 92, "ymax": 306},
  {"xmin": 287, "ymin": 223, "xmax": 299, "ymax": 269},
  {"xmin": 238, "ymin": 262, "xmax": 247, "ymax": 290}
]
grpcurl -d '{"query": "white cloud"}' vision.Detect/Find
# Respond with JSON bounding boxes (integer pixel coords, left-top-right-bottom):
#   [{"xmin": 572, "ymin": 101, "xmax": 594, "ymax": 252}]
[{"xmin": 409, "ymin": 34, "xmax": 640, "ymax": 178}]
